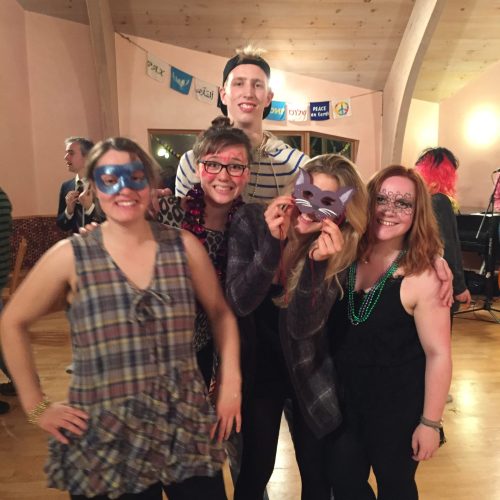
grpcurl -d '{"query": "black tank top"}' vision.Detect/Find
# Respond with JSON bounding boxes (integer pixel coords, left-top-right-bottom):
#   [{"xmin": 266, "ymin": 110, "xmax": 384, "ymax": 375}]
[
  {"xmin": 329, "ymin": 277, "xmax": 426, "ymax": 410},
  {"xmin": 329, "ymin": 277, "xmax": 425, "ymax": 367}
]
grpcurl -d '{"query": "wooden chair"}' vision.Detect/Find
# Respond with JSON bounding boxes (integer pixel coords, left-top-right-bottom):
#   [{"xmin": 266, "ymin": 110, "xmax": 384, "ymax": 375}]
[{"xmin": 9, "ymin": 237, "xmax": 28, "ymax": 295}]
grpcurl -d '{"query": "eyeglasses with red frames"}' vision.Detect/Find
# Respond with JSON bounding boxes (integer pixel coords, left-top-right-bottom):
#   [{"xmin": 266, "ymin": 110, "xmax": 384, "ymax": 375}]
[{"xmin": 200, "ymin": 160, "xmax": 248, "ymax": 177}]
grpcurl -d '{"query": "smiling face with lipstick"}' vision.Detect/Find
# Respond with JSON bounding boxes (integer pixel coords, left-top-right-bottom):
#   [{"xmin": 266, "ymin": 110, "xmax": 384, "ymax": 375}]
[{"xmin": 196, "ymin": 144, "xmax": 250, "ymax": 208}]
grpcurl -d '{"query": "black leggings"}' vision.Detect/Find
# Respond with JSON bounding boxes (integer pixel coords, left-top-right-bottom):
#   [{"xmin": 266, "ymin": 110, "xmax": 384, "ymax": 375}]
[
  {"xmin": 69, "ymin": 472, "xmax": 227, "ymax": 500},
  {"xmin": 69, "ymin": 482, "xmax": 162, "ymax": 500},
  {"xmin": 233, "ymin": 394, "xmax": 330, "ymax": 500},
  {"xmin": 196, "ymin": 341, "xmax": 215, "ymax": 388},
  {"xmin": 326, "ymin": 407, "xmax": 420, "ymax": 500}
]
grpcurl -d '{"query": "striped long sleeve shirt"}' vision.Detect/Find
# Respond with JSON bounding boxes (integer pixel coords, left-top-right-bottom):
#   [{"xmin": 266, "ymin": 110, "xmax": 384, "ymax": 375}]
[{"xmin": 175, "ymin": 131, "xmax": 310, "ymax": 202}]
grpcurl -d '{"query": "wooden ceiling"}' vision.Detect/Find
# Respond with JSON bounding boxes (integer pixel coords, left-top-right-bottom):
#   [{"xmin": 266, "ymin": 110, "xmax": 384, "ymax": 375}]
[{"xmin": 16, "ymin": 0, "xmax": 500, "ymax": 102}]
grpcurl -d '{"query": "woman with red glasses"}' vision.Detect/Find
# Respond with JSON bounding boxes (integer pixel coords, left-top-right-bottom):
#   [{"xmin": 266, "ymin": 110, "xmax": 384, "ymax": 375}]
[{"xmin": 156, "ymin": 116, "xmax": 252, "ymax": 387}]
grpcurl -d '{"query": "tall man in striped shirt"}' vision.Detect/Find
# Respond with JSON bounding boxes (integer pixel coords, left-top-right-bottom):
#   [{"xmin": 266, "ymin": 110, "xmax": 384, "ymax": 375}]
[{"xmin": 175, "ymin": 46, "xmax": 309, "ymax": 202}]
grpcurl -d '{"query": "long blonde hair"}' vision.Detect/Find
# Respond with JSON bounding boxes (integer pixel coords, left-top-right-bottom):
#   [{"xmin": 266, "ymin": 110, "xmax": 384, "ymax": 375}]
[{"xmin": 275, "ymin": 154, "xmax": 368, "ymax": 306}]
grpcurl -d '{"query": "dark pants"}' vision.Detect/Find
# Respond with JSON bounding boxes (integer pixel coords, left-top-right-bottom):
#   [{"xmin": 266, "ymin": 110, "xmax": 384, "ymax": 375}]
[
  {"xmin": 69, "ymin": 472, "xmax": 227, "ymax": 500},
  {"xmin": 196, "ymin": 341, "xmax": 215, "ymax": 388},
  {"xmin": 326, "ymin": 404, "xmax": 420, "ymax": 500},
  {"xmin": 234, "ymin": 393, "xmax": 330, "ymax": 500}
]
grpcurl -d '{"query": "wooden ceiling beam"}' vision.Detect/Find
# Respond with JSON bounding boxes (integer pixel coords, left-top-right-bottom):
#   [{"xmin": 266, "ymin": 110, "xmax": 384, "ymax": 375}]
[
  {"xmin": 86, "ymin": 0, "xmax": 120, "ymax": 138},
  {"xmin": 16, "ymin": 0, "xmax": 500, "ymax": 105},
  {"xmin": 382, "ymin": 0, "xmax": 445, "ymax": 166}
]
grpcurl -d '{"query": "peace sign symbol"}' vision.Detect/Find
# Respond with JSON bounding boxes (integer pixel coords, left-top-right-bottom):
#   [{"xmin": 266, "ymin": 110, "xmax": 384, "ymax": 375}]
[{"xmin": 335, "ymin": 101, "xmax": 350, "ymax": 116}]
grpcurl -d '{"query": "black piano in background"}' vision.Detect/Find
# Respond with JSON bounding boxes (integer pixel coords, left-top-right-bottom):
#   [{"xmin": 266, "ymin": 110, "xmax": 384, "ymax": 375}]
[
  {"xmin": 456, "ymin": 213, "xmax": 500, "ymax": 258},
  {"xmin": 456, "ymin": 212, "xmax": 500, "ymax": 322}
]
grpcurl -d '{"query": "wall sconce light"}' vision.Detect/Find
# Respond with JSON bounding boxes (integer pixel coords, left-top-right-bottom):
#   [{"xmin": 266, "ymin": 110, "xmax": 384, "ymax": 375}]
[
  {"xmin": 270, "ymin": 71, "xmax": 285, "ymax": 93},
  {"xmin": 464, "ymin": 107, "xmax": 499, "ymax": 147}
]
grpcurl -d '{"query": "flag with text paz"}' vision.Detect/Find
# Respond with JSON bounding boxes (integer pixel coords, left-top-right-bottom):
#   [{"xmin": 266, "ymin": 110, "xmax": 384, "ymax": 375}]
[{"xmin": 146, "ymin": 53, "xmax": 168, "ymax": 83}]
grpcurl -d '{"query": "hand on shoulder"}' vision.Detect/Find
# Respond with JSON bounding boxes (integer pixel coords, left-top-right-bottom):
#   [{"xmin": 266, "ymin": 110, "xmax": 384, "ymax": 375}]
[{"xmin": 401, "ymin": 267, "xmax": 447, "ymax": 314}]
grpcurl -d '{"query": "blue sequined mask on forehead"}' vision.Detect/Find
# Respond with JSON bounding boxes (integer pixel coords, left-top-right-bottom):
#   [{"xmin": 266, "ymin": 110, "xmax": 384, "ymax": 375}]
[
  {"xmin": 94, "ymin": 162, "xmax": 148, "ymax": 194},
  {"xmin": 292, "ymin": 168, "xmax": 355, "ymax": 223}
]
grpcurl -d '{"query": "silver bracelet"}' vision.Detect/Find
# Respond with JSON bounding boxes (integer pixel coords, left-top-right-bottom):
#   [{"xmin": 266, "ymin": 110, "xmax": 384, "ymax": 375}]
[{"xmin": 420, "ymin": 415, "xmax": 443, "ymax": 430}]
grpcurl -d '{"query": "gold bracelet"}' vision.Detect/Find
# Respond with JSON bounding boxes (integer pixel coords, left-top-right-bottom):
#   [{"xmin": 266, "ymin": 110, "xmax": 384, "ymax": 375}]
[
  {"xmin": 420, "ymin": 415, "xmax": 443, "ymax": 430},
  {"xmin": 27, "ymin": 396, "xmax": 52, "ymax": 424}
]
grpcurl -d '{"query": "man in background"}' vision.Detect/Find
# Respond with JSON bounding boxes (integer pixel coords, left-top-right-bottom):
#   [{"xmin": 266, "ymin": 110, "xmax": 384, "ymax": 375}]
[
  {"xmin": 175, "ymin": 46, "xmax": 309, "ymax": 202},
  {"xmin": 57, "ymin": 137, "xmax": 102, "ymax": 375},
  {"xmin": 57, "ymin": 136, "xmax": 102, "ymax": 233}
]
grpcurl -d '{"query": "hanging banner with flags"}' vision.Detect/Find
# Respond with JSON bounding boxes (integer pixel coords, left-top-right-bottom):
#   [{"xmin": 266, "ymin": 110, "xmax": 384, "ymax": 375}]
[
  {"xmin": 146, "ymin": 53, "xmax": 168, "ymax": 83},
  {"xmin": 333, "ymin": 98, "xmax": 352, "ymax": 119},
  {"xmin": 119, "ymin": 34, "xmax": 365, "ymax": 120},
  {"xmin": 170, "ymin": 66, "xmax": 193, "ymax": 95},
  {"xmin": 287, "ymin": 103, "xmax": 308, "ymax": 122},
  {"xmin": 310, "ymin": 101, "xmax": 330, "ymax": 121},
  {"xmin": 266, "ymin": 100, "xmax": 287, "ymax": 121},
  {"xmin": 194, "ymin": 78, "xmax": 218, "ymax": 105}
]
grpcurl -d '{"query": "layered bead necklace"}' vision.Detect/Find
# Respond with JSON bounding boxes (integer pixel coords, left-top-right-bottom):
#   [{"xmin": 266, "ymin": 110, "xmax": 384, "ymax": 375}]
[
  {"xmin": 182, "ymin": 184, "xmax": 243, "ymax": 283},
  {"xmin": 347, "ymin": 249, "xmax": 407, "ymax": 326}
]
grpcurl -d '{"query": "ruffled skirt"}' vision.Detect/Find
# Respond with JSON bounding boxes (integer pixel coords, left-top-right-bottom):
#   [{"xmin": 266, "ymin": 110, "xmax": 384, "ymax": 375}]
[{"xmin": 45, "ymin": 370, "xmax": 225, "ymax": 498}]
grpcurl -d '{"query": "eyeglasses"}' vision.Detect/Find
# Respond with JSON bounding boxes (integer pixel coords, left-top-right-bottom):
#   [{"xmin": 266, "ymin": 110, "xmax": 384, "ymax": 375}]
[{"xmin": 200, "ymin": 160, "xmax": 248, "ymax": 177}]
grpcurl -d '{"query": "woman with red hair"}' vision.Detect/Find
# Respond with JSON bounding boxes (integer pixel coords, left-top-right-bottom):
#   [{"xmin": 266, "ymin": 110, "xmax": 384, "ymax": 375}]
[
  {"xmin": 326, "ymin": 165, "xmax": 452, "ymax": 500},
  {"xmin": 415, "ymin": 147, "xmax": 471, "ymax": 312}
]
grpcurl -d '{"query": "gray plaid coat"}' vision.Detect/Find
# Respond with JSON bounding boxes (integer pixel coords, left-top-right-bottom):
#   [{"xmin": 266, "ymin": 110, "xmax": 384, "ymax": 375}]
[{"xmin": 226, "ymin": 203, "xmax": 343, "ymax": 438}]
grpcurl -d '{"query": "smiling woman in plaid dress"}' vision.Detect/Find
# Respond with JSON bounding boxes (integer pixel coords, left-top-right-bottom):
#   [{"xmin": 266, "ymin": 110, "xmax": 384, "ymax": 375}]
[{"xmin": 1, "ymin": 137, "xmax": 241, "ymax": 500}]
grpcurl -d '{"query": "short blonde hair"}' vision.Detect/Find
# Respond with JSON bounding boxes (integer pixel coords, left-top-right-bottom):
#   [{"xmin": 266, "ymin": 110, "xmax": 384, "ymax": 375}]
[{"xmin": 235, "ymin": 44, "xmax": 267, "ymax": 59}]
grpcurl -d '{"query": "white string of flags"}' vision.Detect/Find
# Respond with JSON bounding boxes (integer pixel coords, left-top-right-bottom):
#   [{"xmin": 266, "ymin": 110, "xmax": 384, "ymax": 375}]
[{"xmin": 119, "ymin": 32, "xmax": 378, "ymax": 123}]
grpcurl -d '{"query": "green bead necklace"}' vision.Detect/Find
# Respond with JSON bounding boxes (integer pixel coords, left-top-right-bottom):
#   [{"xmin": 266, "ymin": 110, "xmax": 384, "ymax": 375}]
[{"xmin": 347, "ymin": 250, "xmax": 407, "ymax": 326}]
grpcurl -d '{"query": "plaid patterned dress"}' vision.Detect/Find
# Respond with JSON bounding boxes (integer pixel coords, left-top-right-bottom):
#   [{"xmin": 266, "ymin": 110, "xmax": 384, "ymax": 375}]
[{"xmin": 45, "ymin": 222, "xmax": 225, "ymax": 498}]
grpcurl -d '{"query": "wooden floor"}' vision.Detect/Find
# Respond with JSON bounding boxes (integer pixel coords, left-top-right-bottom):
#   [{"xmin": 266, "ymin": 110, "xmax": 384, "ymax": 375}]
[{"xmin": 0, "ymin": 299, "xmax": 499, "ymax": 499}]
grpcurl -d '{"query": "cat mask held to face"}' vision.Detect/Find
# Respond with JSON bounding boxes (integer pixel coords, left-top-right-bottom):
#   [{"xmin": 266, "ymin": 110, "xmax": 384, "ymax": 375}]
[{"xmin": 292, "ymin": 168, "xmax": 355, "ymax": 224}]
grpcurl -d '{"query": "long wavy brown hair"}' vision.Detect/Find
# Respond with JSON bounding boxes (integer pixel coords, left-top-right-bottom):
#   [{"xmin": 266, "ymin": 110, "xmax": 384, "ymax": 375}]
[{"xmin": 358, "ymin": 165, "xmax": 442, "ymax": 275}]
